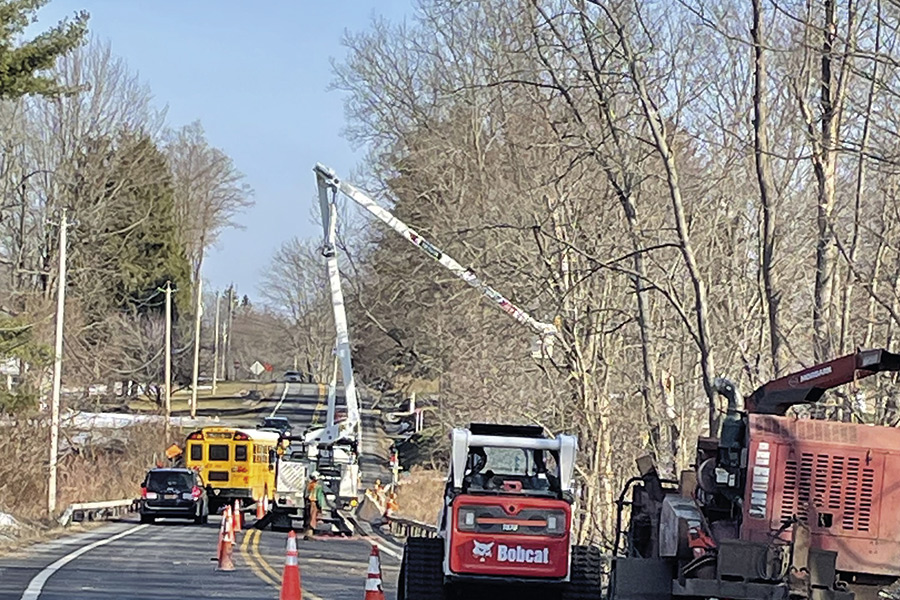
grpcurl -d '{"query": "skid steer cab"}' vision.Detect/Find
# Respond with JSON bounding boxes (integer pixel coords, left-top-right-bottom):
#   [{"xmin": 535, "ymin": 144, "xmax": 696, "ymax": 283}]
[{"xmin": 398, "ymin": 423, "xmax": 602, "ymax": 600}]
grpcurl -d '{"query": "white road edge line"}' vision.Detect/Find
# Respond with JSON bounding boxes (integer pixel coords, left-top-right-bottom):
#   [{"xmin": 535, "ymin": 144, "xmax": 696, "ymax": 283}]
[
  {"xmin": 19, "ymin": 524, "xmax": 149, "ymax": 600},
  {"xmin": 342, "ymin": 515, "xmax": 404, "ymax": 560},
  {"xmin": 269, "ymin": 382, "xmax": 291, "ymax": 417},
  {"xmin": 373, "ymin": 540, "xmax": 403, "ymax": 560}
]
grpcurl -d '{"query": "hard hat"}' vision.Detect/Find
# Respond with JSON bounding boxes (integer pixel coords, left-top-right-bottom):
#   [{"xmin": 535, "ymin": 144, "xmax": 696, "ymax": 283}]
[{"xmin": 311, "ymin": 471, "xmax": 320, "ymax": 480}]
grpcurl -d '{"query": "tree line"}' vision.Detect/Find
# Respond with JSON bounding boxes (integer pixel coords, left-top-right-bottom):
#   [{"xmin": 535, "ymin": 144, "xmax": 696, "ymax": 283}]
[
  {"xmin": 270, "ymin": 0, "xmax": 900, "ymax": 544},
  {"xmin": 0, "ymin": 1, "xmax": 252, "ymax": 411}
]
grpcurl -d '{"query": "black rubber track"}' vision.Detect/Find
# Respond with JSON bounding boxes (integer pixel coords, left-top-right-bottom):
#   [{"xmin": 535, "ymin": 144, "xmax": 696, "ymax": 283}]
[
  {"xmin": 562, "ymin": 545, "xmax": 604, "ymax": 600},
  {"xmin": 401, "ymin": 536, "xmax": 446, "ymax": 600}
]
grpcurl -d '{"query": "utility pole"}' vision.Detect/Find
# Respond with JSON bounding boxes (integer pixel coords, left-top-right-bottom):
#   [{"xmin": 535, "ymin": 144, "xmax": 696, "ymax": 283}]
[
  {"xmin": 224, "ymin": 285, "xmax": 235, "ymax": 380},
  {"xmin": 220, "ymin": 288, "xmax": 228, "ymax": 380},
  {"xmin": 163, "ymin": 281, "xmax": 174, "ymax": 439},
  {"xmin": 190, "ymin": 278, "xmax": 203, "ymax": 418},
  {"xmin": 48, "ymin": 210, "xmax": 68, "ymax": 516},
  {"xmin": 212, "ymin": 291, "xmax": 220, "ymax": 395}
]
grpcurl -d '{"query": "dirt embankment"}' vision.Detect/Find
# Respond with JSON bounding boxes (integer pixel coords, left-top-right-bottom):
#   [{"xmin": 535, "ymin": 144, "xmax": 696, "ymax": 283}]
[{"xmin": 393, "ymin": 466, "xmax": 446, "ymax": 525}]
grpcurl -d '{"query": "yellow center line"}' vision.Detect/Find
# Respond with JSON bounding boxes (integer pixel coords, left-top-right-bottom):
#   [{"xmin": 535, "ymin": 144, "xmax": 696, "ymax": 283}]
[
  {"xmin": 240, "ymin": 529, "xmax": 278, "ymax": 588},
  {"xmin": 250, "ymin": 529, "xmax": 326, "ymax": 600},
  {"xmin": 311, "ymin": 395, "xmax": 325, "ymax": 426},
  {"xmin": 251, "ymin": 529, "xmax": 282, "ymax": 580}
]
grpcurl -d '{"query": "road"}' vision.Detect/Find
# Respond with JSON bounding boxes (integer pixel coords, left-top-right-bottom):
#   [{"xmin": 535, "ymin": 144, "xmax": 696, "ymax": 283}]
[{"xmin": 0, "ymin": 383, "xmax": 400, "ymax": 600}]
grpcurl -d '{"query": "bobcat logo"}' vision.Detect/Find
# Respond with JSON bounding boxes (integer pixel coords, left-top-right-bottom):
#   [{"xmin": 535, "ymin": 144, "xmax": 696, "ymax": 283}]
[{"xmin": 472, "ymin": 540, "xmax": 495, "ymax": 562}]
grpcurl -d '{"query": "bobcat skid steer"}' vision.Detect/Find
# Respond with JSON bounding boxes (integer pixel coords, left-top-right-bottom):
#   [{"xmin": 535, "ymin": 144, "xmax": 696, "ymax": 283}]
[{"xmin": 398, "ymin": 423, "xmax": 602, "ymax": 600}]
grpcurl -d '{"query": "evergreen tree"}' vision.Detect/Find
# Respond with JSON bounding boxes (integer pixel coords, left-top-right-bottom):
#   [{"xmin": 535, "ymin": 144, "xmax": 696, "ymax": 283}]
[
  {"xmin": 68, "ymin": 131, "xmax": 191, "ymax": 320},
  {"xmin": 108, "ymin": 133, "xmax": 192, "ymax": 316},
  {"xmin": 0, "ymin": 0, "xmax": 89, "ymax": 98}
]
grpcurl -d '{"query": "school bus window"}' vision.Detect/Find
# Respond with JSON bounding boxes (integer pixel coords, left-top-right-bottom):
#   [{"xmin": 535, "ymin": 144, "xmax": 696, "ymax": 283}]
[
  {"xmin": 235, "ymin": 444, "xmax": 248, "ymax": 462},
  {"xmin": 253, "ymin": 445, "xmax": 268, "ymax": 463},
  {"xmin": 189, "ymin": 443, "xmax": 202, "ymax": 461},
  {"xmin": 209, "ymin": 444, "xmax": 229, "ymax": 461}
]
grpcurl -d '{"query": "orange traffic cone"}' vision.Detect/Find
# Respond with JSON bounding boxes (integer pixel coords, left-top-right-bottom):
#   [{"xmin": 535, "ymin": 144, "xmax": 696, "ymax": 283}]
[
  {"xmin": 280, "ymin": 530, "xmax": 302, "ymax": 600},
  {"xmin": 233, "ymin": 500, "xmax": 242, "ymax": 531},
  {"xmin": 216, "ymin": 509, "xmax": 226, "ymax": 562},
  {"xmin": 365, "ymin": 544, "xmax": 385, "ymax": 599},
  {"xmin": 256, "ymin": 496, "xmax": 265, "ymax": 520},
  {"xmin": 217, "ymin": 506, "xmax": 235, "ymax": 571}
]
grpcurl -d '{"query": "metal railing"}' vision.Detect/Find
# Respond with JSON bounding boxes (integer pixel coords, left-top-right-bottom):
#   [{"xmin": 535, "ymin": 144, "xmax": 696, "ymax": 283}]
[
  {"xmin": 58, "ymin": 499, "xmax": 138, "ymax": 527},
  {"xmin": 385, "ymin": 516, "xmax": 438, "ymax": 539}
]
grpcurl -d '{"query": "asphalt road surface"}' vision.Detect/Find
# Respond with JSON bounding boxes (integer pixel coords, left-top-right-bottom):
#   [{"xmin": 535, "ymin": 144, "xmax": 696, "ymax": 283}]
[
  {"xmin": 0, "ymin": 514, "xmax": 399, "ymax": 599},
  {"xmin": 0, "ymin": 383, "xmax": 399, "ymax": 599}
]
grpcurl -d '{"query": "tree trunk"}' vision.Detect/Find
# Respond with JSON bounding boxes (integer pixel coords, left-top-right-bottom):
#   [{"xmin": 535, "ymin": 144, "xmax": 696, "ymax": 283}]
[
  {"xmin": 752, "ymin": 0, "xmax": 784, "ymax": 376},
  {"xmin": 605, "ymin": 6, "xmax": 717, "ymax": 432},
  {"xmin": 812, "ymin": 0, "xmax": 854, "ymax": 362}
]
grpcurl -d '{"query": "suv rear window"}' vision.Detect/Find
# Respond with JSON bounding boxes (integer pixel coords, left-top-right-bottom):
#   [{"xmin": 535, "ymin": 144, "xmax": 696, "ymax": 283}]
[{"xmin": 146, "ymin": 471, "xmax": 193, "ymax": 492}]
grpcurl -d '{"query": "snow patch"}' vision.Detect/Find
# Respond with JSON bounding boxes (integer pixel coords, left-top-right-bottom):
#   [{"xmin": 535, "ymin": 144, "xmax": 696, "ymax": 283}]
[{"xmin": 0, "ymin": 511, "xmax": 18, "ymax": 528}]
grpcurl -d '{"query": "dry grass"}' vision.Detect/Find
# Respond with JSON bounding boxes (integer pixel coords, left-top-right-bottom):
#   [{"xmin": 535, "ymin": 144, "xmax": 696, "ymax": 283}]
[
  {"xmin": 0, "ymin": 420, "xmax": 175, "ymax": 523},
  {"xmin": 128, "ymin": 381, "xmax": 277, "ymax": 413},
  {"xmin": 394, "ymin": 466, "xmax": 446, "ymax": 524}
]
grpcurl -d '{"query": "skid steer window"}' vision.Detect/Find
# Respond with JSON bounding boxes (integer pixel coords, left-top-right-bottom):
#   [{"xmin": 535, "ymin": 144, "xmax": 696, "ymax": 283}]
[
  {"xmin": 466, "ymin": 447, "xmax": 562, "ymax": 494},
  {"xmin": 484, "ymin": 447, "xmax": 531, "ymax": 475}
]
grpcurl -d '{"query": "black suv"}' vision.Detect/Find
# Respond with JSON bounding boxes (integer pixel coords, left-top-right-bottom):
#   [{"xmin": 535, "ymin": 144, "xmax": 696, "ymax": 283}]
[
  {"xmin": 257, "ymin": 416, "xmax": 292, "ymax": 436},
  {"xmin": 140, "ymin": 468, "xmax": 209, "ymax": 524}
]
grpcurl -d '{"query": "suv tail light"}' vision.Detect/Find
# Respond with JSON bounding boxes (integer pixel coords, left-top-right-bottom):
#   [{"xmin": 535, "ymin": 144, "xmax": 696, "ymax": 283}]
[
  {"xmin": 141, "ymin": 487, "xmax": 158, "ymax": 500},
  {"xmin": 191, "ymin": 486, "xmax": 202, "ymax": 499}
]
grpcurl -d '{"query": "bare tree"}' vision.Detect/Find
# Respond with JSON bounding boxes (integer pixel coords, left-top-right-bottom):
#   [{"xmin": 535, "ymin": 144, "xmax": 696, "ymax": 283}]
[{"xmin": 165, "ymin": 121, "xmax": 253, "ymax": 284}]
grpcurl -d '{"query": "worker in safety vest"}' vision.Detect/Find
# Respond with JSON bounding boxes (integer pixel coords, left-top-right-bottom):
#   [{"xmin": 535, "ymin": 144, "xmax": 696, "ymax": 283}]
[{"xmin": 304, "ymin": 472, "xmax": 326, "ymax": 538}]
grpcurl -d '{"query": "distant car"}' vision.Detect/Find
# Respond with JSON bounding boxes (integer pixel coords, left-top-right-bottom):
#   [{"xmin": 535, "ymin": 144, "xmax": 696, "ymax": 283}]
[
  {"xmin": 257, "ymin": 416, "xmax": 292, "ymax": 436},
  {"xmin": 140, "ymin": 468, "xmax": 208, "ymax": 524},
  {"xmin": 283, "ymin": 371, "xmax": 303, "ymax": 382}
]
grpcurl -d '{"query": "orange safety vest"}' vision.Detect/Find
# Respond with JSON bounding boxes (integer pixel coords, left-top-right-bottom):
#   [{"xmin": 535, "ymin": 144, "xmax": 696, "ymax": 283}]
[{"xmin": 307, "ymin": 481, "xmax": 318, "ymax": 503}]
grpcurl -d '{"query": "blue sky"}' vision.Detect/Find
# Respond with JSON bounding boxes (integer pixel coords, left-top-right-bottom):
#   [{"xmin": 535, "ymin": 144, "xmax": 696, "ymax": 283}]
[{"xmin": 34, "ymin": 0, "xmax": 414, "ymax": 299}]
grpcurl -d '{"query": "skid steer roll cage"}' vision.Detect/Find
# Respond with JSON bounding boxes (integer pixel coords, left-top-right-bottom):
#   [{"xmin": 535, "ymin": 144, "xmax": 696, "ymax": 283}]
[{"xmin": 449, "ymin": 428, "xmax": 578, "ymax": 493}]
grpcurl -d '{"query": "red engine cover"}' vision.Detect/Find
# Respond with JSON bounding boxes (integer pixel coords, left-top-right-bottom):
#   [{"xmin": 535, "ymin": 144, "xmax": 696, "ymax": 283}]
[
  {"xmin": 742, "ymin": 414, "xmax": 900, "ymax": 576},
  {"xmin": 448, "ymin": 494, "xmax": 571, "ymax": 579}
]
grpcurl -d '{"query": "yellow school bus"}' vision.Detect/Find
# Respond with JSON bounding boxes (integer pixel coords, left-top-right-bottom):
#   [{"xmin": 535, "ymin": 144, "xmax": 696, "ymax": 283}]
[{"xmin": 185, "ymin": 427, "xmax": 280, "ymax": 508}]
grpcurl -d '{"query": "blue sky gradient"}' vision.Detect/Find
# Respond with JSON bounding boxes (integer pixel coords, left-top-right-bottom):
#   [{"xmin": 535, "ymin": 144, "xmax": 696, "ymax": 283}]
[{"xmin": 34, "ymin": 0, "xmax": 413, "ymax": 299}]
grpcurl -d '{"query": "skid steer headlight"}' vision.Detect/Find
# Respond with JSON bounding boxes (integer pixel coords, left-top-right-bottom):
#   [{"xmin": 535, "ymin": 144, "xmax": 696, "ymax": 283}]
[
  {"xmin": 546, "ymin": 511, "xmax": 567, "ymax": 535},
  {"xmin": 458, "ymin": 507, "xmax": 477, "ymax": 531}
]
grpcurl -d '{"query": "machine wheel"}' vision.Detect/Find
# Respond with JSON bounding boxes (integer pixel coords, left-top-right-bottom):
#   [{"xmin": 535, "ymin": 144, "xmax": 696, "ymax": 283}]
[
  {"xmin": 401, "ymin": 536, "xmax": 445, "ymax": 599},
  {"xmin": 562, "ymin": 545, "xmax": 603, "ymax": 600}
]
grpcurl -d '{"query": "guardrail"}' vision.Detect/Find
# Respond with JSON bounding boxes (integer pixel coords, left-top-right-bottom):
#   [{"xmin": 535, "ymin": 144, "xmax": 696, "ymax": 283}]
[
  {"xmin": 58, "ymin": 499, "xmax": 139, "ymax": 527},
  {"xmin": 385, "ymin": 516, "xmax": 438, "ymax": 539}
]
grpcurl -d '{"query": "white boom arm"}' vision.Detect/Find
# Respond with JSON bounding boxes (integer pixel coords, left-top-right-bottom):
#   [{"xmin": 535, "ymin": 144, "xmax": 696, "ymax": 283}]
[
  {"xmin": 308, "ymin": 172, "xmax": 362, "ymax": 447},
  {"xmin": 313, "ymin": 164, "xmax": 558, "ymax": 344}
]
